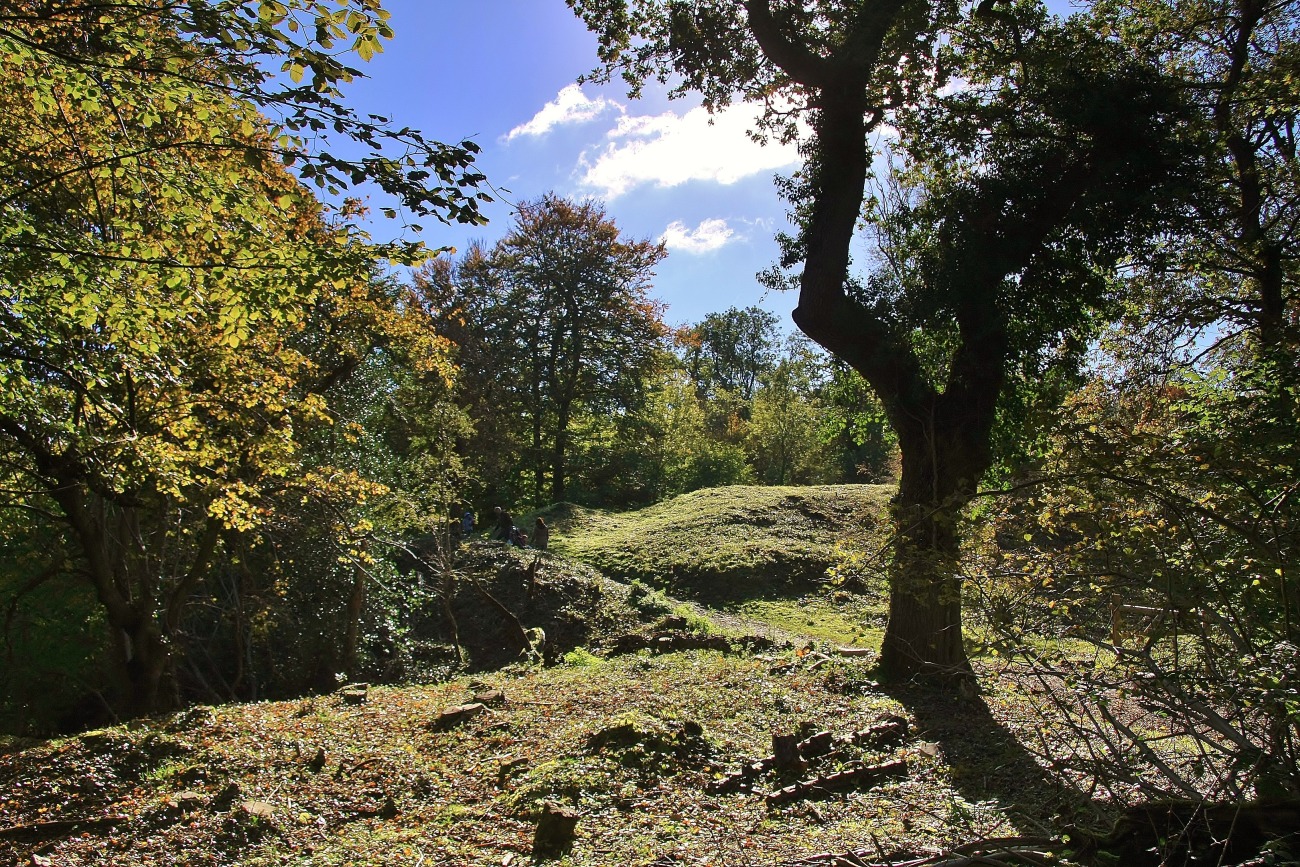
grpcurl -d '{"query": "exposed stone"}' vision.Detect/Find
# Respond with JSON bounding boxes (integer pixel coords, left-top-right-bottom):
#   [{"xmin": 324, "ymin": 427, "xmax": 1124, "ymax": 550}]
[
  {"xmin": 238, "ymin": 800, "xmax": 276, "ymax": 823},
  {"xmin": 166, "ymin": 791, "xmax": 205, "ymax": 813},
  {"xmin": 765, "ymin": 759, "xmax": 909, "ymax": 806},
  {"xmin": 338, "ymin": 683, "xmax": 369, "ymax": 705},
  {"xmin": 772, "ymin": 733, "xmax": 806, "ymax": 774},
  {"xmin": 797, "ymin": 730, "xmax": 835, "ymax": 759},
  {"xmin": 474, "ymin": 689, "xmax": 506, "ymax": 706},
  {"xmin": 851, "ymin": 715, "xmax": 909, "ymax": 751},
  {"xmin": 431, "ymin": 702, "xmax": 486, "ymax": 730},
  {"xmin": 531, "ymin": 801, "xmax": 579, "ymax": 859},
  {"xmin": 498, "ymin": 757, "xmax": 529, "ymax": 789}
]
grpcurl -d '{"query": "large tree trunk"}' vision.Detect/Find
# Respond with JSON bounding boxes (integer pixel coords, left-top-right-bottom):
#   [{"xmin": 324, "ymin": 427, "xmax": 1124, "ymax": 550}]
[
  {"xmin": 117, "ymin": 616, "xmax": 174, "ymax": 718},
  {"xmin": 879, "ymin": 425, "xmax": 982, "ymax": 683}
]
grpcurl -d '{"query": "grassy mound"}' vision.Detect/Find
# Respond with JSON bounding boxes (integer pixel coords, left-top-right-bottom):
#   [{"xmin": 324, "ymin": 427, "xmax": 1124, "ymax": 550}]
[{"xmin": 551, "ymin": 484, "xmax": 893, "ymax": 603}]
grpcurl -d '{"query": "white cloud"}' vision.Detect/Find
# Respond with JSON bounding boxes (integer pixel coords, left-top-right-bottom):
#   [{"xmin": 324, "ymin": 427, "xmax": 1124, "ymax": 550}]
[
  {"xmin": 661, "ymin": 218, "xmax": 736, "ymax": 254},
  {"xmin": 505, "ymin": 84, "xmax": 618, "ymax": 141},
  {"xmin": 578, "ymin": 102, "xmax": 802, "ymax": 199}
]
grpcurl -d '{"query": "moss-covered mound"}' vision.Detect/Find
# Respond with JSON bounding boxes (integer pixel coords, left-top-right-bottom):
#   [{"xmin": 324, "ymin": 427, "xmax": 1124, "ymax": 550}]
[{"xmin": 551, "ymin": 484, "xmax": 892, "ymax": 602}]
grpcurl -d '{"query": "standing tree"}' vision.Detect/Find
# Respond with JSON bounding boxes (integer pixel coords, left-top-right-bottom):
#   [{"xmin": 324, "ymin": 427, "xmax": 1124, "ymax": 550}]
[
  {"xmin": 570, "ymin": 0, "xmax": 1191, "ymax": 683},
  {"xmin": 746, "ymin": 337, "xmax": 834, "ymax": 485},
  {"xmin": 962, "ymin": 0, "xmax": 1300, "ymax": 798},
  {"xmin": 420, "ymin": 195, "xmax": 669, "ymax": 506},
  {"xmin": 683, "ymin": 305, "xmax": 782, "ymax": 404}
]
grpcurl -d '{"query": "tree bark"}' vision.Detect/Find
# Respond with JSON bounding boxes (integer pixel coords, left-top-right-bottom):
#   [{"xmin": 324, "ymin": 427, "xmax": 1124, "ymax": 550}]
[{"xmin": 880, "ymin": 422, "xmax": 981, "ymax": 682}]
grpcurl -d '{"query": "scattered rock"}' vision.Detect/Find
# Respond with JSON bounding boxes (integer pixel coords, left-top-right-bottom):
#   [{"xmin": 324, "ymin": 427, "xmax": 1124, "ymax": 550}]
[
  {"xmin": 851, "ymin": 715, "xmax": 909, "ymax": 751},
  {"xmin": 498, "ymin": 757, "xmax": 529, "ymax": 788},
  {"xmin": 607, "ymin": 631, "xmax": 776, "ymax": 656},
  {"xmin": 431, "ymin": 702, "xmax": 486, "ymax": 730},
  {"xmin": 238, "ymin": 800, "xmax": 276, "ymax": 823},
  {"xmin": 165, "ymin": 791, "xmax": 205, "ymax": 813},
  {"xmin": 765, "ymin": 759, "xmax": 909, "ymax": 806},
  {"xmin": 474, "ymin": 689, "xmax": 506, "ymax": 706},
  {"xmin": 772, "ymin": 733, "xmax": 806, "ymax": 774},
  {"xmin": 798, "ymin": 730, "xmax": 834, "ymax": 759},
  {"xmin": 709, "ymin": 717, "xmax": 910, "ymax": 797},
  {"xmin": 531, "ymin": 801, "xmax": 579, "ymax": 859}
]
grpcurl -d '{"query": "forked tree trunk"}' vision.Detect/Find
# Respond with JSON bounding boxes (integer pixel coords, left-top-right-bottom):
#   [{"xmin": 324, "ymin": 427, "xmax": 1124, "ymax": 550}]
[{"xmin": 51, "ymin": 484, "xmax": 219, "ymax": 717}]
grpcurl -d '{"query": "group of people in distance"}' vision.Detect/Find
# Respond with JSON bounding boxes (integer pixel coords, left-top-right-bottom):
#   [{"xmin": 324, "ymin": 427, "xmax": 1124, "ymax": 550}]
[{"xmin": 472, "ymin": 506, "xmax": 549, "ymax": 551}]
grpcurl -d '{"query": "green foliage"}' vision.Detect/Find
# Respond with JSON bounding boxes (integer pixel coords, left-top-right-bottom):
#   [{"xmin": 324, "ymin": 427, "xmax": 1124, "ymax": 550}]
[
  {"xmin": 561, "ymin": 646, "xmax": 605, "ymax": 667},
  {"xmin": 626, "ymin": 579, "xmax": 676, "ymax": 618},
  {"xmin": 746, "ymin": 341, "xmax": 838, "ymax": 486},
  {"xmin": 963, "ymin": 0, "xmax": 1300, "ymax": 797},
  {"xmin": 0, "ymin": 0, "xmax": 487, "ymax": 233},
  {"xmin": 0, "ymin": 2, "xmax": 479, "ymax": 722},
  {"xmin": 681, "ymin": 305, "xmax": 781, "ymax": 406},
  {"xmin": 820, "ymin": 360, "xmax": 898, "ymax": 483},
  {"xmin": 736, "ymin": 597, "xmax": 882, "ymax": 649}
]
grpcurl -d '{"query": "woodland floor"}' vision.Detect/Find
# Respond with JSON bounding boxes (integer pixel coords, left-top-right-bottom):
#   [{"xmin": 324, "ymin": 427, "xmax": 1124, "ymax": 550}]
[
  {"xmin": 2, "ymin": 651, "xmax": 1104, "ymax": 867},
  {"xmin": 0, "ymin": 485, "xmax": 1259, "ymax": 866}
]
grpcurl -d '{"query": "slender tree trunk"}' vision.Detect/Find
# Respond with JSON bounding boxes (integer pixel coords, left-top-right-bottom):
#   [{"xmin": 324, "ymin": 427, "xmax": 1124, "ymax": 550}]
[
  {"xmin": 342, "ymin": 541, "xmax": 368, "ymax": 681},
  {"xmin": 552, "ymin": 398, "xmax": 571, "ymax": 503}
]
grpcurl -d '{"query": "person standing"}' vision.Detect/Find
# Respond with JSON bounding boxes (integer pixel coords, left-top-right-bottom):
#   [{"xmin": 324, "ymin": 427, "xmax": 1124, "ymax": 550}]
[{"xmin": 532, "ymin": 517, "xmax": 550, "ymax": 552}]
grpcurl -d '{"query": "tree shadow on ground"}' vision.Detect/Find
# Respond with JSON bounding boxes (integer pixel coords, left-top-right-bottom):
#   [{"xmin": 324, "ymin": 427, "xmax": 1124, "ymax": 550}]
[{"xmin": 884, "ymin": 680, "xmax": 1103, "ymax": 836}]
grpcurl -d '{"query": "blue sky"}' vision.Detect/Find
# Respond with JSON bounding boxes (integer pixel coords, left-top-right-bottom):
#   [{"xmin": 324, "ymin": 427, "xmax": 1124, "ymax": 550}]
[{"xmin": 340, "ymin": 0, "xmax": 806, "ymax": 328}]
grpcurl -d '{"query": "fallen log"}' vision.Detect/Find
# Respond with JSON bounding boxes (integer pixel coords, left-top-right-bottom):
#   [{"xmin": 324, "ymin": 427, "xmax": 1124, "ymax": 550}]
[{"xmin": 766, "ymin": 759, "xmax": 909, "ymax": 806}]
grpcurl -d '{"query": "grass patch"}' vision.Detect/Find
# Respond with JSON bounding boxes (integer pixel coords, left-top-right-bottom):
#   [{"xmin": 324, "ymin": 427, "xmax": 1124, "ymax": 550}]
[
  {"xmin": 553, "ymin": 484, "xmax": 892, "ymax": 603},
  {"xmin": 735, "ymin": 596, "xmax": 884, "ymax": 649}
]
